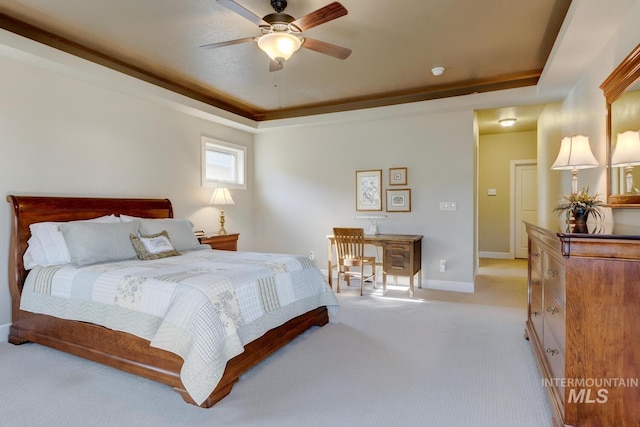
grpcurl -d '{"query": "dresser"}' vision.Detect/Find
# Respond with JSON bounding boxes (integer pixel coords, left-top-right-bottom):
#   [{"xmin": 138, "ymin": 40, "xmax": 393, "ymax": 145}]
[{"xmin": 525, "ymin": 222, "xmax": 640, "ymax": 426}]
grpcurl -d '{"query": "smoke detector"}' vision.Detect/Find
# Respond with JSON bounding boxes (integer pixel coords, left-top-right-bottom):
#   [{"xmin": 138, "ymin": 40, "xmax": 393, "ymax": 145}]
[{"xmin": 431, "ymin": 66, "xmax": 445, "ymax": 76}]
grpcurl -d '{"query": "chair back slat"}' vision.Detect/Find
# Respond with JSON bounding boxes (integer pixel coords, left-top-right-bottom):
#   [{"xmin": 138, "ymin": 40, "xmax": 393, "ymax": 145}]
[{"xmin": 333, "ymin": 227, "xmax": 365, "ymax": 260}]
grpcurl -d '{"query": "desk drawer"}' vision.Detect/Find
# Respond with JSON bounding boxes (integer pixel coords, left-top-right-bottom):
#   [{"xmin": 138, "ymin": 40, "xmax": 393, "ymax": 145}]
[{"xmin": 384, "ymin": 244, "xmax": 411, "ymax": 275}]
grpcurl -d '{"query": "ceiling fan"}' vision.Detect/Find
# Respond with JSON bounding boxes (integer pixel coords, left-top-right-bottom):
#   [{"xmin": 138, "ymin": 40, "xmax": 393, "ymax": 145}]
[{"xmin": 201, "ymin": 0, "xmax": 351, "ymax": 71}]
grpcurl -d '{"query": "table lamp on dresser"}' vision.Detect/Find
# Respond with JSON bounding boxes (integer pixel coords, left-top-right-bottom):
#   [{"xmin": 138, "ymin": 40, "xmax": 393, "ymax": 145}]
[
  {"xmin": 210, "ymin": 188, "xmax": 235, "ymax": 236},
  {"xmin": 551, "ymin": 135, "xmax": 598, "ymax": 194}
]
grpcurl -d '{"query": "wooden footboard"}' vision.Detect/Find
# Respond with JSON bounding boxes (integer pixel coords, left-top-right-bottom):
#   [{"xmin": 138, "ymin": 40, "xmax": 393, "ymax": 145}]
[
  {"xmin": 6, "ymin": 195, "xmax": 330, "ymax": 407},
  {"xmin": 10, "ymin": 306, "xmax": 329, "ymax": 407},
  {"xmin": 175, "ymin": 306, "xmax": 328, "ymax": 407}
]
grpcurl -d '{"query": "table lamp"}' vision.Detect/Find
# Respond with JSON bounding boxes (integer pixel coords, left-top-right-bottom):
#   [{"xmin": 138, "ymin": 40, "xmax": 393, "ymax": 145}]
[
  {"xmin": 611, "ymin": 130, "xmax": 640, "ymax": 194},
  {"xmin": 210, "ymin": 188, "xmax": 235, "ymax": 236},
  {"xmin": 551, "ymin": 135, "xmax": 599, "ymax": 193}
]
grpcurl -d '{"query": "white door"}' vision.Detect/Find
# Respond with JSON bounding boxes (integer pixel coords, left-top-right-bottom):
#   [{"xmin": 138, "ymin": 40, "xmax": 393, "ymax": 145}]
[{"xmin": 514, "ymin": 164, "xmax": 537, "ymax": 259}]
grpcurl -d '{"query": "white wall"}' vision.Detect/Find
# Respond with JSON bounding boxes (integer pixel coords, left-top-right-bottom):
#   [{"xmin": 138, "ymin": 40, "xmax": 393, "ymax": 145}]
[
  {"xmin": 0, "ymin": 52, "xmax": 255, "ymax": 329},
  {"xmin": 253, "ymin": 110, "xmax": 476, "ymax": 292}
]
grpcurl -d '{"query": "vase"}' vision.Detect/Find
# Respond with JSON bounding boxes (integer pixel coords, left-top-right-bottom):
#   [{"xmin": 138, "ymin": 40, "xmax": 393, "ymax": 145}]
[{"xmin": 572, "ymin": 208, "xmax": 589, "ymax": 233}]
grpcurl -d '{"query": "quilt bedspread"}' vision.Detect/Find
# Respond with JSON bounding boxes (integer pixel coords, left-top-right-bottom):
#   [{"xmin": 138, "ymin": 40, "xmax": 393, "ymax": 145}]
[{"xmin": 20, "ymin": 249, "xmax": 339, "ymax": 405}]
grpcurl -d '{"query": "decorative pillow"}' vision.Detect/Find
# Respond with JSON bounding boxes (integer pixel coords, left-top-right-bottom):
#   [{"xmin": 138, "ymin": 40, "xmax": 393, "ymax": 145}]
[
  {"xmin": 130, "ymin": 230, "xmax": 180, "ymax": 260},
  {"xmin": 58, "ymin": 220, "xmax": 141, "ymax": 267},
  {"xmin": 23, "ymin": 214, "xmax": 120, "ymax": 269},
  {"xmin": 121, "ymin": 215, "xmax": 200, "ymax": 252}
]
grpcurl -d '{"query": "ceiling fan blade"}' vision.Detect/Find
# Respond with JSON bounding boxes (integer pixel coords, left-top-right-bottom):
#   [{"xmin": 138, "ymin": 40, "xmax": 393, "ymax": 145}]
[
  {"xmin": 302, "ymin": 38, "xmax": 351, "ymax": 60},
  {"xmin": 269, "ymin": 59, "xmax": 284, "ymax": 72},
  {"xmin": 217, "ymin": 0, "xmax": 268, "ymax": 26},
  {"xmin": 292, "ymin": 2, "xmax": 348, "ymax": 31},
  {"xmin": 200, "ymin": 36, "xmax": 256, "ymax": 49}
]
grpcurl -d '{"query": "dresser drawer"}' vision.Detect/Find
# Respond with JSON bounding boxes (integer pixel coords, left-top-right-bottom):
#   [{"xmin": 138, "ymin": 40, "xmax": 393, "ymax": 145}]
[
  {"xmin": 542, "ymin": 251, "xmax": 565, "ymax": 303},
  {"xmin": 530, "ymin": 239, "xmax": 542, "ymax": 274},
  {"xmin": 543, "ymin": 326, "xmax": 565, "ymax": 416},
  {"xmin": 530, "ymin": 292, "xmax": 544, "ymax": 342},
  {"xmin": 384, "ymin": 244, "xmax": 411, "ymax": 276},
  {"xmin": 543, "ymin": 284, "xmax": 565, "ymax": 352},
  {"xmin": 530, "ymin": 269, "xmax": 542, "ymax": 304}
]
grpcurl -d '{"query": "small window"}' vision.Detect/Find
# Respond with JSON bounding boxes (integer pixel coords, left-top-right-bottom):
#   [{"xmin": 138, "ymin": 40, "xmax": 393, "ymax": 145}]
[{"xmin": 201, "ymin": 136, "xmax": 247, "ymax": 189}]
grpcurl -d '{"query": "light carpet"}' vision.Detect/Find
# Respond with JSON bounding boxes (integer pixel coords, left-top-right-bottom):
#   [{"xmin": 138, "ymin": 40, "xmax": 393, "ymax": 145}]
[{"xmin": 0, "ymin": 275, "xmax": 553, "ymax": 426}]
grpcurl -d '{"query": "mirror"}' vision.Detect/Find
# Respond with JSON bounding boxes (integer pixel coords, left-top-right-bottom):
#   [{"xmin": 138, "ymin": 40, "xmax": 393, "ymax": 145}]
[{"xmin": 601, "ymin": 43, "xmax": 640, "ymax": 207}]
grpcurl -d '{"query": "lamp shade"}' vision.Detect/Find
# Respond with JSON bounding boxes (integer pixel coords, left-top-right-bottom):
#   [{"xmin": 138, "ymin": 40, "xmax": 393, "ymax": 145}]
[
  {"xmin": 210, "ymin": 188, "xmax": 235, "ymax": 206},
  {"xmin": 257, "ymin": 32, "xmax": 302, "ymax": 62},
  {"xmin": 611, "ymin": 130, "xmax": 640, "ymax": 167},
  {"xmin": 551, "ymin": 135, "xmax": 599, "ymax": 170}
]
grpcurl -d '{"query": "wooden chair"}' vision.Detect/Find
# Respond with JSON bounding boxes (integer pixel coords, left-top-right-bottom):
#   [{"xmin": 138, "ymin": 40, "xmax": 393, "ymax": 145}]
[{"xmin": 332, "ymin": 227, "xmax": 379, "ymax": 296}]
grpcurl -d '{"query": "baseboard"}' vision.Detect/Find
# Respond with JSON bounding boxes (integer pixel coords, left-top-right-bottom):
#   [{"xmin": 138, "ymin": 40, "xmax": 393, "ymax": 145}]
[
  {"xmin": 478, "ymin": 251, "xmax": 514, "ymax": 259},
  {"xmin": 0, "ymin": 323, "xmax": 10, "ymax": 343},
  {"xmin": 422, "ymin": 279, "xmax": 474, "ymax": 293},
  {"xmin": 321, "ymin": 269, "xmax": 474, "ymax": 293}
]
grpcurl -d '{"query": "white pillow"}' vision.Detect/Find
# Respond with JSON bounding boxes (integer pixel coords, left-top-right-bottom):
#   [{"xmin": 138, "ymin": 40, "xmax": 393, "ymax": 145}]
[
  {"xmin": 58, "ymin": 220, "xmax": 141, "ymax": 267},
  {"xmin": 120, "ymin": 215, "xmax": 200, "ymax": 252},
  {"xmin": 23, "ymin": 215, "xmax": 120, "ymax": 269}
]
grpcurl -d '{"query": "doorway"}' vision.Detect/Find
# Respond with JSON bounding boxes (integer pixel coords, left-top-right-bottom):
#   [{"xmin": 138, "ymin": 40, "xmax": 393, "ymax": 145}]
[{"xmin": 512, "ymin": 161, "xmax": 537, "ymax": 259}]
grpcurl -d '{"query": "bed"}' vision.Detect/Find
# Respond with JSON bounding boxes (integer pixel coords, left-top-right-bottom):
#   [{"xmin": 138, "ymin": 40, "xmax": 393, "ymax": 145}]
[{"xmin": 6, "ymin": 195, "xmax": 337, "ymax": 407}]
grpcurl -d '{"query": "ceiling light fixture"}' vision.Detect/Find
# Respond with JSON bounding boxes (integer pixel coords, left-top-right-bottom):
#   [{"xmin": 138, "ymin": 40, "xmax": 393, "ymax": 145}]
[
  {"xmin": 257, "ymin": 31, "xmax": 302, "ymax": 63},
  {"xmin": 431, "ymin": 66, "xmax": 445, "ymax": 76},
  {"xmin": 498, "ymin": 118, "xmax": 517, "ymax": 127}
]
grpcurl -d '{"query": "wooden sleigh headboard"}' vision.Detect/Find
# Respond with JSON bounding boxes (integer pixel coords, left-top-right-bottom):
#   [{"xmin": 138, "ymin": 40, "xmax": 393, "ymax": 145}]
[{"xmin": 6, "ymin": 195, "xmax": 173, "ymax": 321}]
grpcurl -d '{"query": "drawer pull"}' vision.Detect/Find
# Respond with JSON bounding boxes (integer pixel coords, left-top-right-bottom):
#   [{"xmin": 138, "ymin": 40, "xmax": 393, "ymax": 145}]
[
  {"xmin": 546, "ymin": 306, "xmax": 559, "ymax": 315},
  {"xmin": 547, "ymin": 269, "xmax": 558, "ymax": 277},
  {"xmin": 546, "ymin": 348, "xmax": 560, "ymax": 356},
  {"xmin": 531, "ymin": 280, "xmax": 541, "ymax": 286},
  {"xmin": 532, "ymin": 311, "xmax": 540, "ymax": 317},
  {"xmin": 532, "ymin": 252, "xmax": 540, "ymax": 259}
]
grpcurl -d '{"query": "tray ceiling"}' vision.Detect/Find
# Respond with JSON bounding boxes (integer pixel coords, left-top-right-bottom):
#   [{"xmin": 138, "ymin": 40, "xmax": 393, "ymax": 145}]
[{"xmin": 0, "ymin": 0, "xmax": 572, "ymax": 121}]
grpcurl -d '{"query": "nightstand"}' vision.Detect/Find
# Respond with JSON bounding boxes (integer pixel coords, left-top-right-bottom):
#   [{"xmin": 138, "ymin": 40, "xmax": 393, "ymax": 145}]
[{"xmin": 198, "ymin": 233, "xmax": 239, "ymax": 251}]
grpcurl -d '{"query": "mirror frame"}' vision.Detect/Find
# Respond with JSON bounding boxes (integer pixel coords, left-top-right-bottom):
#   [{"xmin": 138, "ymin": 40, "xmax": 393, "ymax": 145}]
[{"xmin": 601, "ymin": 43, "xmax": 640, "ymax": 207}]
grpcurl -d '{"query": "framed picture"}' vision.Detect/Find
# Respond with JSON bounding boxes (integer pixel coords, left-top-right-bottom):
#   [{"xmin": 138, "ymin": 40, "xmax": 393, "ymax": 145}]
[
  {"xmin": 389, "ymin": 167, "xmax": 408, "ymax": 185},
  {"xmin": 356, "ymin": 169, "xmax": 383, "ymax": 211},
  {"xmin": 386, "ymin": 189, "xmax": 411, "ymax": 212}
]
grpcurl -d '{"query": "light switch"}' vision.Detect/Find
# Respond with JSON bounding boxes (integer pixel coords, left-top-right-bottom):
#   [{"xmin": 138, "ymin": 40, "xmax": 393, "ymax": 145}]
[{"xmin": 487, "ymin": 188, "xmax": 497, "ymax": 196}]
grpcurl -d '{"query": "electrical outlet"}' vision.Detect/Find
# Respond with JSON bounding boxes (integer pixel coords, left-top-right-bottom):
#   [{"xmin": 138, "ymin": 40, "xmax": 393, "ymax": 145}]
[
  {"xmin": 439, "ymin": 202, "xmax": 457, "ymax": 211},
  {"xmin": 439, "ymin": 259, "xmax": 446, "ymax": 272},
  {"xmin": 308, "ymin": 251, "xmax": 315, "ymax": 260}
]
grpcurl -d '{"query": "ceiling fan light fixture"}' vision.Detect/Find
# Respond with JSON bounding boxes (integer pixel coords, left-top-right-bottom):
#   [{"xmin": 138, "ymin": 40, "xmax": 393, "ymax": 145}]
[
  {"xmin": 257, "ymin": 32, "xmax": 302, "ymax": 62},
  {"xmin": 499, "ymin": 118, "xmax": 517, "ymax": 127}
]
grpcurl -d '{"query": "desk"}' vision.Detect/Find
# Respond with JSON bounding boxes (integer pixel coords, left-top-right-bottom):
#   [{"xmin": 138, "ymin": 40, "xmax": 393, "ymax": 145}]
[{"xmin": 327, "ymin": 234, "xmax": 423, "ymax": 297}]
